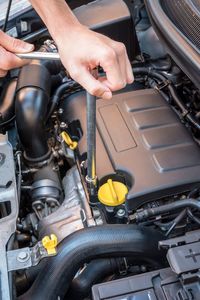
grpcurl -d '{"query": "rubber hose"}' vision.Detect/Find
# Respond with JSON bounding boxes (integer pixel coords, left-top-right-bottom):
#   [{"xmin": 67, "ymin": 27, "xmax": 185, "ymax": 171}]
[
  {"xmin": 46, "ymin": 81, "xmax": 78, "ymax": 120},
  {"xmin": 187, "ymin": 208, "xmax": 200, "ymax": 225},
  {"xmin": 15, "ymin": 46, "xmax": 62, "ymax": 163},
  {"xmin": 67, "ymin": 255, "xmax": 162, "ymax": 300},
  {"xmin": 67, "ymin": 258, "xmax": 119, "ymax": 300},
  {"xmin": 133, "ymin": 67, "xmax": 200, "ymax": 130},
  {"xmin": 19, "ymin": 225, "xmax": 164, "ymax": 300},
  {"xmin": 135, "ymin": 198, "xmax": 200, "ymax": 222}
]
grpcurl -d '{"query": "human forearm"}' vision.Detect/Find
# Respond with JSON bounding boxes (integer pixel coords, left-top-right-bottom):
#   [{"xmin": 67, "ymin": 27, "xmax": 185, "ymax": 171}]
[{"xmin": 29, "ymin": 0, "xmax": 81, "ymax": 40}]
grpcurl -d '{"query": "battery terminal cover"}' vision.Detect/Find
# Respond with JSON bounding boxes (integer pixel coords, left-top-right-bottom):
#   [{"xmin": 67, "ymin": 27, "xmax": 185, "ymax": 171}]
[{"xmin": 98, "ymin": 179, "xmax": 128, "ymax": 206}]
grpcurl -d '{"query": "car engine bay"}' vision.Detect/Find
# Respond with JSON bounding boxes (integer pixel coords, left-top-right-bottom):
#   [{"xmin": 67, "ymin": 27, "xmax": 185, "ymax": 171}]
[{"xmin": 0, "ymin": 0, "xmax": 200, "ymax": 299}]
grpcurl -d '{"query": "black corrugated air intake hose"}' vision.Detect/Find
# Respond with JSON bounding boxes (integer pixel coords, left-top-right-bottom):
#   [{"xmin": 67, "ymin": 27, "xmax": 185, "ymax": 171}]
[
  {"xmin": 15, "ymin": 46, "xmax": 61, "ymax": 164},
  {"xmin": 19, "ymin": 225, "xmax": 164, "ymax": 300}
]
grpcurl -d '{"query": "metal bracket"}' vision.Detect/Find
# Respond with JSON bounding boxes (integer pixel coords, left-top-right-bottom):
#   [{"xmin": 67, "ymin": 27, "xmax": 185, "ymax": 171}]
[{"xmin": 7, "ymin": 241, "xmax": 56, "ymax": 272}]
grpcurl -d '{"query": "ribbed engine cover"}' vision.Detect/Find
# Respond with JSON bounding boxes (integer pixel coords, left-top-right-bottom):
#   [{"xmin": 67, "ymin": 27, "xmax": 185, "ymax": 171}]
[{"xmin": 62, "ymin": 89, "xmax": 200, "ymax": 210}]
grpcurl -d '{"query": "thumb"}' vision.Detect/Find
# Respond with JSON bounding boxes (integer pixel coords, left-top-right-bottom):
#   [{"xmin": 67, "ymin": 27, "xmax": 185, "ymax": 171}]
[
  {"xmin": 0, "ymin": 30, "xmax": 34, "ymax": 53},
  {"xmin": 70, "ymin": 66, "xmax": 112, "ymax": 100}
]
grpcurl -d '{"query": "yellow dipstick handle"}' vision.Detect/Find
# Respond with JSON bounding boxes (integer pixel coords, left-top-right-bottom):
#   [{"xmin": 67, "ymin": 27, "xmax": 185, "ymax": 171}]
[{"xmin": 61, "ymin": 131, "xmax": 78, "ymax": 150}]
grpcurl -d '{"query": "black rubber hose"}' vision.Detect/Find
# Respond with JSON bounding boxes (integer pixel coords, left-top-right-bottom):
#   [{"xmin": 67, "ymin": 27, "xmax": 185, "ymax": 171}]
[
  {"xmin": 135, "ymin": 198, "xmax": 200, "ymax": 222},
  {"xmin": 67, "ymin": 254, "xmax": 162, "ymax": 300},
  {"xmin": 67, "ymin": 258, "xmax": 119, "ymax": 300},
  {"xmin": 0, "ymin": 79, "xmax": 17, "ymax": 128},
  {"xmin": 133, "ymin": 67, "xmax": 166, "ymax": 82},
  {"xmin": 46, "ymin": 81, "xmax": 78, "ymax": 120},
  {"xmin": 15, "ymin": 58, "xmax": 62, "ymax": 163},
  {"xmin": 133, "ymin": 67, "xmax": 200, "ymax": 130},
  {"xmin": 19, "ymin": 225, "xmax": 164, "ymax": 300}
]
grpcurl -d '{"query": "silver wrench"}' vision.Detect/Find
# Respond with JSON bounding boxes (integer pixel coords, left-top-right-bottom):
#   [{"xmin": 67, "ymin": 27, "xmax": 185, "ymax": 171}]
[{"xmin": 16, "ymin": 52, "xmax": 60, "ymax": 61}]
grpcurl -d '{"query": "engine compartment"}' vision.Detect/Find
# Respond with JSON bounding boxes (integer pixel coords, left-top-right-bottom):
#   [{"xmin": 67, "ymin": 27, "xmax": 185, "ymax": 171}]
[{"xmin": 0, "ymin": 0, "xmax": 200, "ymax": 299}]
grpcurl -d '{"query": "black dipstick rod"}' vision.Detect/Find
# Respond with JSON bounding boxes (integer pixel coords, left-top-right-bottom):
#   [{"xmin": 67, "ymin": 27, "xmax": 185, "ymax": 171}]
[{"xmin": 86, "ymin": 90, "xmax": 97, "ymax": 196}]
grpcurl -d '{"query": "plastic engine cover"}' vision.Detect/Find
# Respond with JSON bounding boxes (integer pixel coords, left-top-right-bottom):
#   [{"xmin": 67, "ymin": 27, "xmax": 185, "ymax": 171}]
[{"xmin": 62, "ymin": 89, "xmax": 200, "ymax": 210}]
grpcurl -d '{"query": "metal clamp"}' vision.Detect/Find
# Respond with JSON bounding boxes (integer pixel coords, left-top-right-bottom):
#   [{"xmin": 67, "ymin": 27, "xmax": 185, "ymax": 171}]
[{"xmin": 155, "ymin": 79, "xmax": 171, "ymax": 91}]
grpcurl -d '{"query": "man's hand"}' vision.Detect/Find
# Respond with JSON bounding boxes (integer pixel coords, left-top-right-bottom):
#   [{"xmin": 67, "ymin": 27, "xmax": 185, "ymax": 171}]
[
  {"xmin": 56, "ymin": 25, "xmax": 134, "ymax": 100},
  {"xmin": 30, "ymin": 0, "xmax": 134, "ymax": 99},
  {"xmin": 0, "ymin": 30, "xmax": 34, "ymax": 77}
]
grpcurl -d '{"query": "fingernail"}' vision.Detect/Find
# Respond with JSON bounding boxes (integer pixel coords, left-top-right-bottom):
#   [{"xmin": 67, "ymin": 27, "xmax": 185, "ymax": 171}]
[
  {"xmin": 21, "ymin": 43, "xmax": 34, "ymax": 52},
  {"xmin": 128, "ymin": 74, "xmax": 134, "ymax": 84},
  {"xmin": 102, "ymin": 91, "xmax": 112, "ymax": 100}
]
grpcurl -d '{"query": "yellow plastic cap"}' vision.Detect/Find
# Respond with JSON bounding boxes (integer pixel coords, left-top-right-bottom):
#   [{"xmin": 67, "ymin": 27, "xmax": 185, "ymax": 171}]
[
  {"xmin": 98, "ymin": 179, "xmax": 128, "ymax": 206},
  {"xmin": 42, "ymin": 234, "xmax": 58, "ymax": 255}
]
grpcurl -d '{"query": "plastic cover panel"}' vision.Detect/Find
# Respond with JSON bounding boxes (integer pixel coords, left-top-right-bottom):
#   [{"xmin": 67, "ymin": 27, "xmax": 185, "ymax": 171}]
[
  {"xmin": 96, "ymin": 89, "xmax": 200, "ymax": 209},
  {"xmin": 92, "ymin": 268, "xmax": 179, "ymax": 300},
  {"xmin": 62, "ymin": 89, "xmax": 200, "ymax": 210}
]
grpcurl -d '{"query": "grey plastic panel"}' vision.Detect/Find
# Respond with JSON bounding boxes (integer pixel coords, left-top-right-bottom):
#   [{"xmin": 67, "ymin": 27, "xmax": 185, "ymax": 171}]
[
  {"xmin": 99, "ymin": 104, "xmax": 137, "ymax": 152},
  {"xmin": 92, "ymin": 268, "xmax": 179, "ymax": 300}
]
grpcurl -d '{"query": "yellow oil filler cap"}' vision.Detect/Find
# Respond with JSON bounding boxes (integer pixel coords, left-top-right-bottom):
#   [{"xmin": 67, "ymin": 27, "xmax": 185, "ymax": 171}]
[
  {"xmin": 98, "ymin": 179, "xmax": 128, "ymax": 206},
  {"xmin": 42, "ymin": 234, "xmax": 58, "ymax": 255}
]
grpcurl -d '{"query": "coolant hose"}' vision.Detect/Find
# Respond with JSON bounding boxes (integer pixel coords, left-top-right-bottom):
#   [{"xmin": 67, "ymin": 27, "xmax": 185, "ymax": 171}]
[{"xmin": 19, "ymin": 225, "xmax": 164, "ymax": 300}]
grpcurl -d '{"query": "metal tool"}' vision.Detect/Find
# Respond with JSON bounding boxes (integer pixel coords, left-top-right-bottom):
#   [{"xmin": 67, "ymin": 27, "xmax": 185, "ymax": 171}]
[{"xmin": 16, "ymin": 51, "xmax": 60, "ymax": 61}]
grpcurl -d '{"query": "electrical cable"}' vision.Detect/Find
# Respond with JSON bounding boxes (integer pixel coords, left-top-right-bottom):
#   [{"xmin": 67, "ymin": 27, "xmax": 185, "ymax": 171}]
[{"xmin": 2, "ymin": 0, "xmax": 12, "ymax": 32}]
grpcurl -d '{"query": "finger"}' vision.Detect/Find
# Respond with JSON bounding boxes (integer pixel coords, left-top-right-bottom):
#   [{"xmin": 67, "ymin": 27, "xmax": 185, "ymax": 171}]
[
  {"xmin": 109, "ymin": 40, "xmax": 134, "ymax": 85},
  {"xmin": 97, "ymin": 33, "xmax": 133, "ymax": 85},
  {"xmin": 99, "ymin": 47, "xmax": 126, "ymax": 92},
  {"xmin": 0, "ymin": 30, "xmax": 34, "ymax": 53},
  {"xmin": 111, "ymin": 42, "xmax": 128, "ymax": 85},
  {"xmin": 0, "ymin": 46, "xmax": 30, "ymax": 71},
  {"xmin": 70, "ymin": 65, "xmax": 112, "ymax": 99},
  {"xmin": 0, "ymin": 69, "xmax": 8, "ymax": 77},
  {"xmin": 124, "ymin": 51, "xmax": 134, "ymax": 84}
]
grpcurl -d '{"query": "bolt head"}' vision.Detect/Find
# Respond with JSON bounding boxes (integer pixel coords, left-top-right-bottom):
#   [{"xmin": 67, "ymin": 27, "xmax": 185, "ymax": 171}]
[
  {"xmin": 58, "ymin": 108, "xmax": 63, "ymax": 114},
  {"xmin": 117, "ymin": 209, "xmax": 126, "ymax": 217},
  {"xmin": 60, "ymin": 122, "xmax": 66, "ymax": 129},
  {"xmin": 17, "ymin": 251, "xmax": 30, "ymax": 262}
]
